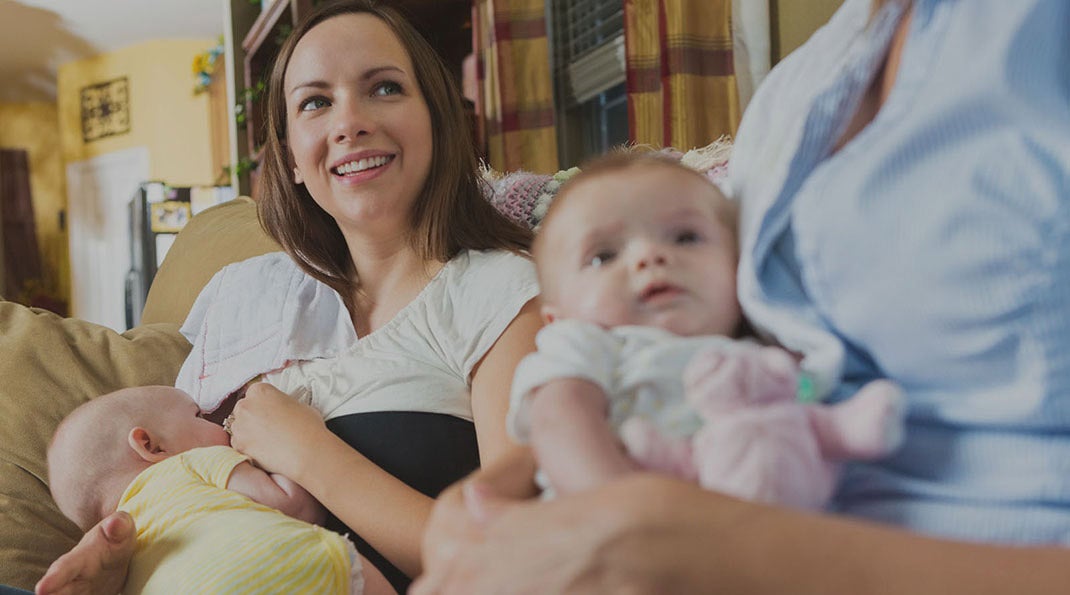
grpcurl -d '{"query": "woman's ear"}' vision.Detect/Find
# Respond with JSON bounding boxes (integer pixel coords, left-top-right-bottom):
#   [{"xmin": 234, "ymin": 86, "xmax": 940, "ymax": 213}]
[
  {"xmin": 293, "ymin": 167, "xmax": 304, "ymax": 185},
  {"xmin": 128, "ymin": 427, "xmax": 169, "ymax": 463}
]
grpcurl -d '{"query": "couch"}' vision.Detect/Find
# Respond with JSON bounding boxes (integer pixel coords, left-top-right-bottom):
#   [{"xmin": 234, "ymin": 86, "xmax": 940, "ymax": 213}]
[{"xmin": 0, "ymin": 197, "xmax": 279, "ymax": 590}]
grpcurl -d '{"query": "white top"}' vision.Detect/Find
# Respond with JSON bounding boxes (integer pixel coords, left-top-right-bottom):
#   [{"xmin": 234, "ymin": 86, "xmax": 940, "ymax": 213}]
[
  {"xmin": 266, "ymin": 250, "xmax": 539, "ymax": 421},
  {"xmin": 508, "ymin": 320, "xmax": 744, "ymax": 443}
]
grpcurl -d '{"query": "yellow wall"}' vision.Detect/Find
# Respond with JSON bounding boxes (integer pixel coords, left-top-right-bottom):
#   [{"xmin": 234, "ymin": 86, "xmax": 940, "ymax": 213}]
[
  {"xmin": 57, "ymin": 39, "xmax": 217, "ymax": 186},
  {"xmin": 772, "ymin": 0, "xmax": 845, "ymax": 63},
  {"xmin": 0, "ymin": 38, "xmax": 220, "ymax": 307},
  {"xmin": 0, "ymin": 102, "xmax": 69, "ymax": 303}
]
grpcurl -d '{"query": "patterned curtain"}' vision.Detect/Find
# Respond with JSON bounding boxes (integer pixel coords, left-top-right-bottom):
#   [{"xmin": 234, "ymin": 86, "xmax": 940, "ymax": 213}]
[
  {"xmin": 624, "ymin": 0, "xmax": 741, "ymax": 150},
  {"xmin": 473, "ymin": 0, "xmax": 559, "ymax": 173}
]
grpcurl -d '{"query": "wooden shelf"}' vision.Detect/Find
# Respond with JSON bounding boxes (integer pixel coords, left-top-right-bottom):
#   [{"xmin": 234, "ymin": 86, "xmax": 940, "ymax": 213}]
[
  {"xmin": 242, "ymin": 0, "xmax": 306, "ymax": 52},
  {"xmin": 240, "ymin": 0, "xmax": 313, "ymax": 167}
]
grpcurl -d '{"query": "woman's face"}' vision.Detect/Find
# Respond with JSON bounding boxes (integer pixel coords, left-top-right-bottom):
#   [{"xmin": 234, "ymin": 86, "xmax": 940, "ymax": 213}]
[{"xmin": 284, "ymin": 13, "xmax": 433, "ymax": 241}]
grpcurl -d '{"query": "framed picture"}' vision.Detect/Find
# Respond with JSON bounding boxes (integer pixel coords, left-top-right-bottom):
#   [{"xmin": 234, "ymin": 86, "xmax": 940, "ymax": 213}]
[
  {"xmin": 80, "ymin": 77, "xmax": 131, "ymax": 143},
  {"xmin": 149, "ymin": 200, "xmax": 192, "ymax": 233}
]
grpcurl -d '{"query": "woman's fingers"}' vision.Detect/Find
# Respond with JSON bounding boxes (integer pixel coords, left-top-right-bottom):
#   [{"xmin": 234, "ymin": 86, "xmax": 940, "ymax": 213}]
[
  {"xmin": 35, "ymin": 511, "xmax": 137, "ymax": 595},
  {"xmin": 229, "ymin": 382, "xmax": 324, "ymax": 477}
]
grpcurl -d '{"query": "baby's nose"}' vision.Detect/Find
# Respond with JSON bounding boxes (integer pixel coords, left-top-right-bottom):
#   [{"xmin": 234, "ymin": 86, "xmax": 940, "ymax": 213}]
[{"xmin": 632, "ymin": 242, "xmax": 669, "ymax": 270}]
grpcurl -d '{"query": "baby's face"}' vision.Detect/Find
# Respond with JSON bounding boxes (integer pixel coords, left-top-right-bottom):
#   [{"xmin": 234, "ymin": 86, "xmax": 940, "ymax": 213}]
[
  {"xmin": 145, "ymin": 387, "xmax": 231, "ymax": 454},
  {"xmin": 538, "ymin": 164, "xmax": 741, "ymax": 337}
]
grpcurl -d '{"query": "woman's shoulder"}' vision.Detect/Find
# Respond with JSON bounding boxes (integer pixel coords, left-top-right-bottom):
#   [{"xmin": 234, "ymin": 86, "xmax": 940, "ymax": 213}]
[
  {"xmin": 440, "ymin": 249, "xmax": 538, "ymax": 296},
  {"xmin": 448, "ymin": 248, "xmax": 535, "ymax": 273},
  {"xmin": 218, "ymin": 251, "xmax": 298, "ymax": 275},
  {"xmin": 435, "ymin": 249, "xmax": 538, "ymax": 315}
]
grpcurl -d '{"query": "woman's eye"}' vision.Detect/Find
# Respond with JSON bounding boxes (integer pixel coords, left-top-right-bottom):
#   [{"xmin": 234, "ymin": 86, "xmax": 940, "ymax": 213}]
[
  {"xmin": 587, "ymin": 251, "xmax": 616, "ymax": 268},
  {"xmin": 675, "ymin": 230, "xmax": 701, "ymax": 244},
  {"xmin": 298, "ymin": 96, "xmax": 329, "ymax": 112},
  {"xmin": 373, "ymin": 81, "xmax": 403, "ymax": 97}
]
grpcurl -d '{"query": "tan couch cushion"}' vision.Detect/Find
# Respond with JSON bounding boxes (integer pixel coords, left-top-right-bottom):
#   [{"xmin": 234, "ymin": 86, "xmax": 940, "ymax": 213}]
[
  {"xmin": 0, "ymin": 307, "xmax": 190, "ymax": 589},
  {"xmin": 0, "ymin": 197, "xmax": 278, "ymax": 589}
]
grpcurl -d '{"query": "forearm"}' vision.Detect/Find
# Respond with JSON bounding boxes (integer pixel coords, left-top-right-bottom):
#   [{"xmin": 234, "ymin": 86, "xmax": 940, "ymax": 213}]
[
  {"xmin": 529, "ymin": 379, "xmax": 636, "ymax": 494},
  {"xmin": 227, "ymin": 462, "xmax": 326, "ymax": 525},
  {"xmin": 602, "ymin": 476, "xmax": 1070, "ymax": 594},
  {"xmin": 295, "ymin": 427, "xmax": 432, "ymax": 577}
]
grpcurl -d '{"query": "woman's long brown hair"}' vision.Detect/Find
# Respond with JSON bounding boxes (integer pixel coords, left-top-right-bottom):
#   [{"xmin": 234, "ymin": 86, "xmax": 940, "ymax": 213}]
[{"xmin": 256, "ymin": 0, "xmax": 533, "ymax": 309}]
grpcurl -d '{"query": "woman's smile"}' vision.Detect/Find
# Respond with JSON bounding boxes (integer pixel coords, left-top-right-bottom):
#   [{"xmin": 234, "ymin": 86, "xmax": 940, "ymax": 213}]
[{"xmin": 330, "ymin": 152, "xmax": 397, "ymax": 184}]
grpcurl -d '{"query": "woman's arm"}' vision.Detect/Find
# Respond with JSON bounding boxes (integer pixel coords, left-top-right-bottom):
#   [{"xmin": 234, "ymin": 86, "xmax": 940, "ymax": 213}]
[
  {"xmin": 416, "ymin": 474, "xmax": 1070, "ymax": 595},
  {"xmin": 468, "ymin": 297, "xmax": 543, "ymax": 464},
  {"xmin": 419, "ymin": 445, "xmax": 538, "ymax": 577},
  {"xmin": 528, "ymin": 378, "xmax": 637, "ymax": 494},
  {"xmin": 228, "ymin": 384, "xmax": 432, "ymax": 577}
]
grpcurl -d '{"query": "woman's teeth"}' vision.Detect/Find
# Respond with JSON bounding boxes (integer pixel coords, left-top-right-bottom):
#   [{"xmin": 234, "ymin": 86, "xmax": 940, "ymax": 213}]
[{"xmin": 335, "ymin": 155, "xmax": 392, "ymax": 175}]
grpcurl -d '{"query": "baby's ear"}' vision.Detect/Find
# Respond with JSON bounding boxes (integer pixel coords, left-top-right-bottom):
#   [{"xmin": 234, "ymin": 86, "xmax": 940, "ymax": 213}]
[{"xmin": 128, "ymin": 427, "xmax": 168, "ymax": 463}]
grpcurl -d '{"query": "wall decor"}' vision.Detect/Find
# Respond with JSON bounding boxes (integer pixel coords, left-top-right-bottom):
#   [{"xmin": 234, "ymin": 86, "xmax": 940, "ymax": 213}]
[{"xmin": 80, "ymin": 77, "xmax": 131, "ymax": 142}]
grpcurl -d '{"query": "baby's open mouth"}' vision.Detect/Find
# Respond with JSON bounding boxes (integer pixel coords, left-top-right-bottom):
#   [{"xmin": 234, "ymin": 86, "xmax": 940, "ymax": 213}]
[
  {"xmin": 639, "ymin": 282, "xmax": 681, "ymax": 302},
  {"xmin": 332, "ymin": 155, "xmax": 394, "ymax": 176}
]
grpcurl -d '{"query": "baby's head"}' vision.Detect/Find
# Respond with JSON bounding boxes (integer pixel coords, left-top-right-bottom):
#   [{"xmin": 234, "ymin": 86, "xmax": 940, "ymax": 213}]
[
  {"xmin": 533, "ymin": 152, "xmax": 742, "ymax": 337},
  {"xmin": 47, "ymin": 386, "xmax": 229, "ymax": 531}
]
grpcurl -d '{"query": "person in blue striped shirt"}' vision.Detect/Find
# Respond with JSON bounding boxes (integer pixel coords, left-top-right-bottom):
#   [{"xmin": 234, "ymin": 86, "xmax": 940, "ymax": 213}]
[{"xmin": 415, "ymin": 0, "xmax": 1070, "ymax": 592}]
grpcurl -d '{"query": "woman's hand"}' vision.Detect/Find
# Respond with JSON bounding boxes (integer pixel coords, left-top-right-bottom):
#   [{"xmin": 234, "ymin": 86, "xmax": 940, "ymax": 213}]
[
  {"xmin": 35, "ymin": 511, "xmax": 137, "ymax": 595},
  {"xmin": 416, "ymin": 446, "xmax": 541, "ymax": 591},
  {"xmin": 413, "ymin": 473, "xmax": 712, "ymax": 595},
  {"xmin": 228, "ymin": 382, "xmax": 327, "ymax": 481}
]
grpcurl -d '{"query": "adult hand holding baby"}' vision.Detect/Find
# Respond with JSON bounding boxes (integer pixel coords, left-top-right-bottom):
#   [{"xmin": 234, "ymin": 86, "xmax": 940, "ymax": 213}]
[
  {"xmin": 414, "ymin": 470, "xmax": 746, "ymax": 595},
  {"xmin": 34, "ymin": 512, "xmax": 135, "ymax": 595}
]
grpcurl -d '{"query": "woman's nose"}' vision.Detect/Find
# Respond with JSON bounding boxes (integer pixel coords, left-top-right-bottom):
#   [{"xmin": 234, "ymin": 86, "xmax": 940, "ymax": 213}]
[{"xmin": 332, "ymin": 99, "xmax": 373, "ymax": 142}]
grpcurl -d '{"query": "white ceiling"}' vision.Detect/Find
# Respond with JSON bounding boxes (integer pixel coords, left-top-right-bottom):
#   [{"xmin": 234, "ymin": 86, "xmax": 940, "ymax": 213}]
[{"xmin": 0, "ymin": 0, "xmax": 225, "ymax": 102}]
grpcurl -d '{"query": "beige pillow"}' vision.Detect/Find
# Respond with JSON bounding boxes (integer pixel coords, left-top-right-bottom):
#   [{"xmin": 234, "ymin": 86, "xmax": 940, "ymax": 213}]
[
  {"xmin": 0, "ymin": 306, "xmax": 189, "ymax": 589},
  {"xmin": 0, "ymin": 196, "xmax": 278, "ymax": 590}
]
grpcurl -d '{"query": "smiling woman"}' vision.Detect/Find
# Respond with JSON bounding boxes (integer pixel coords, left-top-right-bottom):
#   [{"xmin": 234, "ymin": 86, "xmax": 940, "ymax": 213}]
[
  {"xmin": 257, "ymin": 1, "xmax": 532, "ymax": 315},
  {"xmin": 36, "ymin": 1, "xmax": 544, "ymax": 594}
]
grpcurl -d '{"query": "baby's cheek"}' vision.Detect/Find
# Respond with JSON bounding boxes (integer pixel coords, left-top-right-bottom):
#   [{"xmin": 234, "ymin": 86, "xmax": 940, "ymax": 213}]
[{"xmin": 583, "ymin": 295, "xmax": 636, "ymax": 327}]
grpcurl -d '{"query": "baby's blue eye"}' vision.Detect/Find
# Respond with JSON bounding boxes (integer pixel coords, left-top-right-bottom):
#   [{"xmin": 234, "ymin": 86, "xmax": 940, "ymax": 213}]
[
  {"xmin": 373, "ymin": 81, "xmax": 403, "ymax": 97},
  {"xmin": 299, "ymin": 96, "xmax": 329, "ymax": 112},
  {"xmin": 587, "ymin": 251, "xmax": 616, "ymax": 268}
]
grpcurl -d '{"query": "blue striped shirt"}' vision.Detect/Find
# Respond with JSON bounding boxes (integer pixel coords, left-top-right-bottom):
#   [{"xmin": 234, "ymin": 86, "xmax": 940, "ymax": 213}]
[{"xmin": 730, "ymin": 0, "xmax": 1070, "ymax": 544}]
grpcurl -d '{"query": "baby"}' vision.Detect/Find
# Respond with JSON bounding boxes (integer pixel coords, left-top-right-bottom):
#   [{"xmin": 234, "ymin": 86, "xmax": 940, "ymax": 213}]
[
  {"xmin": 47, "ymin": 385, "xmax": 392, "ymax": 594},
  {"xmin": 508, "ymin": 153, "xmax": 904, "ymax": 507}
]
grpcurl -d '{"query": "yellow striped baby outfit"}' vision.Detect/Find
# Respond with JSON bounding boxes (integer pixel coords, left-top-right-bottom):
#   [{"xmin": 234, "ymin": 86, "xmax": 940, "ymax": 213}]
[{"xmin": 118, "ymin": 445, "xmax": 358, "ymax": 594}]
